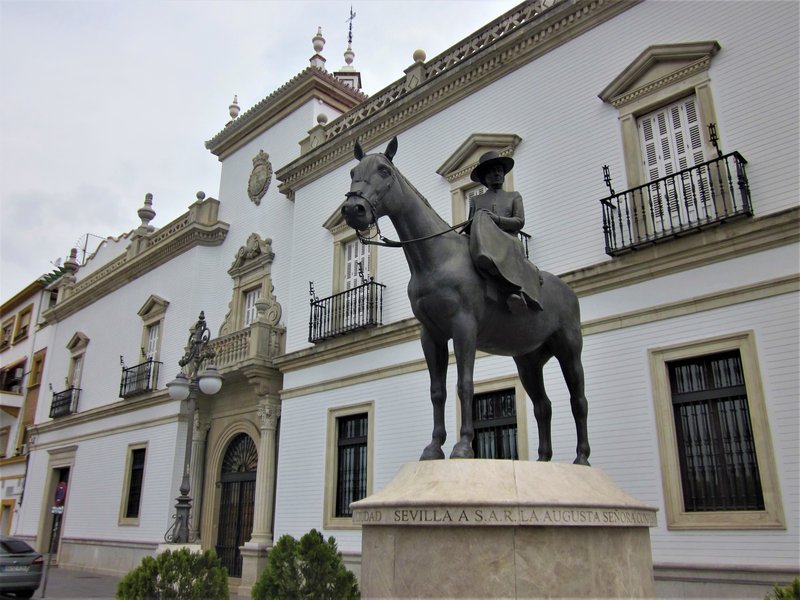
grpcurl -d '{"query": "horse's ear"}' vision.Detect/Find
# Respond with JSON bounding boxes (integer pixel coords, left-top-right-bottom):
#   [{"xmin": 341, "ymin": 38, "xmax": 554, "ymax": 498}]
[
  {"xmin": 385, "ymin": 137, "xmax": 398, "ymax": 162},
  {"xmin": 354, "ymin": 140, "xmax": 364, "ymax": 161}
]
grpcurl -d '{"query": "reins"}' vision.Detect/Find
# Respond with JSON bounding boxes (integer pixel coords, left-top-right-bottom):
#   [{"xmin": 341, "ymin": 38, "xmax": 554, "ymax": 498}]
[{"xmin": 357, "ymin": 217, "xmax": 473, "ymax": 248}]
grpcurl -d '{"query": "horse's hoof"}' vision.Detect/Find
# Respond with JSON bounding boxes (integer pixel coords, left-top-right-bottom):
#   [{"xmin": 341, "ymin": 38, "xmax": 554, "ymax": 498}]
[
  {"xmin": 420, "ymin": 445, "xmax": 445, "ymax": 461},
  {"xmin": 573, "ymin": 456, "xmax": 591, "ymax": 466},
  {"xmin": 449, "ymin": 441, "xmax": 474, "ymax": 459}
]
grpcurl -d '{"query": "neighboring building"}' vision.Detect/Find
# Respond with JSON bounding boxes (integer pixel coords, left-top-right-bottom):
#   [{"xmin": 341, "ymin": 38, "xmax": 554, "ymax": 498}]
[
  {"xmin": 13, "ymin": 1, "xmax": 799, "ymax": 598},
  {"xmin": 0, "ymin": 272, "xmax": 61, "ymax": 535}
]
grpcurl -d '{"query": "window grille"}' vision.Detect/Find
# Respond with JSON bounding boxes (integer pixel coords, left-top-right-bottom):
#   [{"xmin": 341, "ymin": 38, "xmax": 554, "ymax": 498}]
[
  {"xmin": 472, "ymin": 388, "xmax": 518, "ymax": 459},
  {"xmin": 668, "ymin": 350, "xmax": 764, "ymax": 512},
  {"xmin": 335, "ymin": 413, "xmax": 368, "ymax": 517}
]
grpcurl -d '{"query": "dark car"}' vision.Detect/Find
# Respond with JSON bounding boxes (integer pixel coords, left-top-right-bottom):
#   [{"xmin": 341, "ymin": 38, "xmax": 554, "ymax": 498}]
[{"xmin": 0, "ymin": 536, "xmax": 43, "ymax": 598}]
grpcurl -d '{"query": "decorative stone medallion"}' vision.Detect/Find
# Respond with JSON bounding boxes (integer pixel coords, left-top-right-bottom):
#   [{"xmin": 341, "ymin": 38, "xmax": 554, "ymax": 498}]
[{"xmin": 248, "ymin": 150, "xmax": 273, "ymax": 206}]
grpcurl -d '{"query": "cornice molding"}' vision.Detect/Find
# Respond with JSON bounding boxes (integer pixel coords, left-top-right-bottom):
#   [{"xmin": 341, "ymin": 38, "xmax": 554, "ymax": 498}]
[
  {"xmin": 280, "ymin": 274, "xmax": 798, "ymax": 399},
  {"xmin": 563, "ymin": 208, "xmax": 799, "ymax": 296},
  {"xmin": 44, "ymin": 211, "xmax": 229, "ymax": 323},
  {"xmin": 276, "ymin": 0, "xmax": 641, "ymax": 199},
  {"xmin": 29, "ymin": 388, "xmax": 173, "ymax": 443},
  {"xmin": 205, "ymin": 68, "xmax": 367, "ymax": 160},
  {"xmin": 277, "ymin": 209, "xmax": 798, "ymax": 372}
]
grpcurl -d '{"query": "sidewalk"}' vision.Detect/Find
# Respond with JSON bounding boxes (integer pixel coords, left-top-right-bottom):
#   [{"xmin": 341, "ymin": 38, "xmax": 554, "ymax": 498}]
[
  {"xmin": 34, "ymin": 565, "xmax": 121, "ymax": 599},
  {"xmin": 26, "ymin": 565, "xmax": 245, "ymax": 600}
]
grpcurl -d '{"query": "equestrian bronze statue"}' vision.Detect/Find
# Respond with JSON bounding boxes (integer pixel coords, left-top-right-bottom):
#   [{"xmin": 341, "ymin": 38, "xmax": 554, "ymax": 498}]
[{"xmin": 342, "ymin": 137, "xmax": 590, "ymax": 465}]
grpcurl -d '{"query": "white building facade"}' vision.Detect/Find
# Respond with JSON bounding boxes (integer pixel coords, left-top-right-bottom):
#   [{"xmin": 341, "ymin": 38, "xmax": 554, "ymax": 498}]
[{"xmin": 14, "ymin": 0, "xmax": 798, "ymax": 597}]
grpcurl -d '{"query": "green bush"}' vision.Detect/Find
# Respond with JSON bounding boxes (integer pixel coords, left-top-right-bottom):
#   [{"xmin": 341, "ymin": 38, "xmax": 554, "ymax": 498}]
[
  {"xmin": 251, "ymin": 529, "xmax": 359, "ymax": 600},
  {"xmin": 765, "ymin": 577, "xmax": 800, "ymax": 600},
  {"xmin": 116, "ymin": 548, "xmax": 229, "ymax": 600}
]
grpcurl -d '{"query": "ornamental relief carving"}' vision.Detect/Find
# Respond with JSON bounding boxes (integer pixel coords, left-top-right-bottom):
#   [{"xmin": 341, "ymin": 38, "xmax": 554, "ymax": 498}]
[
  {"xmin": 257, "ymin": 402, "xmax": 281, "ymax": 430},
  {"xmin": 248, "ymin": 150, "xmax": 273, "ymax": 206},
  {"xmin": 218, "ymin": 233, "xmax": 282, "ymax": 337}
]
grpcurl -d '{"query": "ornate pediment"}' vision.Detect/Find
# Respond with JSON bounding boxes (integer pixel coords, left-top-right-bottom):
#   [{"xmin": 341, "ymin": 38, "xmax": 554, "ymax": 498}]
[
  {"xmin": 437, "ymin": 133, "xmax": 522, "ymax": 183},
  {"xmin": 137, "ymin": 294, "xmax": 169, "ymax": 319},
  {"xmin": 66, "ymin": 331, "xmax": 89, "ymax": 352},
  {"xmin": 229, "ymin": 233, "xmax": 275, "ymax": 277},
  {"xmin": 598, "ymin": 41, "xmax": 720, "ymax": 107}
]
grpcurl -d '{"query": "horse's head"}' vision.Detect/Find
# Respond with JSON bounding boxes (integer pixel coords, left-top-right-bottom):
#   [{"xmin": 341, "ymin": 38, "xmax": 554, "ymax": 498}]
[{"xmin": 342, "ymin": 137, "xmax": 398, "ymax": 231}]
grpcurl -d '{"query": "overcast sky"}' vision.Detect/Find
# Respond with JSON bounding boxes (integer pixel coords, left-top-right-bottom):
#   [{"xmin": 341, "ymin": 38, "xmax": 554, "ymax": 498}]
[{"xmin": 0, "ymin": 0, "xmax": 521, "ymax": 303}]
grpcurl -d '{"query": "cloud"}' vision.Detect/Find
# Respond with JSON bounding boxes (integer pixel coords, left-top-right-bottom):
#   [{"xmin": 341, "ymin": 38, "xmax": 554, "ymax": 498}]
[{"xmin": 0, "ymin": 0, "xmax": 520, "ymax": 302}]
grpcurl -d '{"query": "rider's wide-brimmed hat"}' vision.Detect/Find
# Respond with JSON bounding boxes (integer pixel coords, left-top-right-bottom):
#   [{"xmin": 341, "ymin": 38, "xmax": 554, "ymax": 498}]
[{"xmin": 470, "ymin": 150, "xmax": 515, "ymax": 183}]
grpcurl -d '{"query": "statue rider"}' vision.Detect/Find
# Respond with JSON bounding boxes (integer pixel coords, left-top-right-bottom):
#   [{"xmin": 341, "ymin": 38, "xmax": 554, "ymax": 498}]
[{"xmin": 465, "ymin": 151, "xmax": 542, "ymax": 313}]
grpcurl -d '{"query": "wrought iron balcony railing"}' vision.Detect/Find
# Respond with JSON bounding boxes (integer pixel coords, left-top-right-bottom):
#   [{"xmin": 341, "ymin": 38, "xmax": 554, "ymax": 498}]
[
  {"xmin": 120, "ymin": 358, "xmax": 162, "ymax": 398},
  {"xmin": 309, "ymin": 279, "xmax": 385, "ymax": 343},
  {"xmin": 50, "ymin": 387, "xmax": 80, "ymax": 418},
  {"xmin": 600, "ymin": 152, "xmax": 752, "ymax": 256}
]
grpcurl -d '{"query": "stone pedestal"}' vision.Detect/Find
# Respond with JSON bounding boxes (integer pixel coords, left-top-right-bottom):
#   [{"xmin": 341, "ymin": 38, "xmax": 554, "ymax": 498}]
[{"xmin": 352, "ymin": 461, "xmax": 657, "ymax": 599}]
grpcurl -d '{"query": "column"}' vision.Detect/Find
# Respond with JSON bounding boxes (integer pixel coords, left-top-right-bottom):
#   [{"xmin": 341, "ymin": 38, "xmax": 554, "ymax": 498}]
[
  {"xmin": 189, "ymin": 411, "xmax": 210, "ymax": 541},
  {"xmin": 246, "ymin": 399, "xmax": 280, "ymax": 547}
]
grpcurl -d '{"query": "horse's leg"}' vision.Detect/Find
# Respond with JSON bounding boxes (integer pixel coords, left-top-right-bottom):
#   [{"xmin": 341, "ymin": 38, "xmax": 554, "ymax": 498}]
[
  {"xmin": 450, "ymin": 318, "xmax": 477, "ymax": 459},
  {"xmin": 420, "ymin": 327, "xmax": 448, "ymax": 460},
  {"xmin": 554, "ymin": 335, "xmax": 591, "ymax": 466},
  {"xmin": 514, "ymin": 351, "xmax": 553, "ymax": 461}
]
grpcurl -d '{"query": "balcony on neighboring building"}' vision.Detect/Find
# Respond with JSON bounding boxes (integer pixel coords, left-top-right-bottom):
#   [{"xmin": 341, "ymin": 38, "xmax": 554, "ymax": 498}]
[
  {"xmin": 50, "ymin": 387, "xmax": 80, "ymax": 418},
  {"xmin": 600, "ymin": 152, "xmax": 752, "ymax": 256},
  {"xmin": 309, "ymin": 279, "xmax": 385, "ymax": 343},
  {"xmin": 119, "ymin": 358, "xmax": 162, "ymax": 399}
]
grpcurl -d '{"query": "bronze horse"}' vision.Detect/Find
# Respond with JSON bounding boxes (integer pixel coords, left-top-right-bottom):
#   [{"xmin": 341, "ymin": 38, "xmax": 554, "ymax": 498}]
[{"xmin": 342, "ymin": 137, "xmax": 590, "ymax": 465}]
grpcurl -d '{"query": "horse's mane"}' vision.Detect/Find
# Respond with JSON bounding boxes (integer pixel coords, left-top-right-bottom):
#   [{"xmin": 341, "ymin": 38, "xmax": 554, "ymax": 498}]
[{"xmin": 390, "ymin": 159, "xmax": 452, "ymax": 229}]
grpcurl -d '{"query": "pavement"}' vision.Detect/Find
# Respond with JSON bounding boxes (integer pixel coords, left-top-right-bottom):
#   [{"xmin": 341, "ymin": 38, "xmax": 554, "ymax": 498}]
[{"xmin": 1, "ymin": 564, "xmax": 246, "ymax": 600}]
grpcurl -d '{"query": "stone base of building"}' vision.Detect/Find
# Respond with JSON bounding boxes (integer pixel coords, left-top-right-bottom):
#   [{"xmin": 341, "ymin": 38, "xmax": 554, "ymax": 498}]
[
  {"xmin": 352, "ymin": 460, "xmax": 658, "ymax": 599},
  {"xmin": 238, "ymin": 542, "xmax": 271, "ymax": 597}
]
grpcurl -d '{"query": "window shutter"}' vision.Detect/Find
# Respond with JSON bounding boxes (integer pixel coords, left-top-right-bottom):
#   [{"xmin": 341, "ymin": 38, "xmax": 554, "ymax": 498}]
[
  {"xmin": 146, "ymin": 324, "xmax": 159, "ymax": 358},
  {"xmin": 244, "ymin": 289, "xmax": 261, "ymax": 326},
  {"xmin": 344, "ymin": 239, "xmax": 369, "ymax": 290}
]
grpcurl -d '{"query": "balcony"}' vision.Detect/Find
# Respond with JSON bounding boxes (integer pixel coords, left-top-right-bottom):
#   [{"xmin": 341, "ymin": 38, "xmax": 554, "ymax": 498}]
[
  {"xmin": 50, "ymin": 387, "xmax": 80, "ymax": 418},
  {"xmin": 309, "ymin": 279, "xmax": 385, "ymax": 343},
  {"xmin": 600, "ymin": 152, "xmax": 752, "ymax": 256},
  {"xmin": 120, "ymin": 358, "xmax": 162, "ymax": 399}
]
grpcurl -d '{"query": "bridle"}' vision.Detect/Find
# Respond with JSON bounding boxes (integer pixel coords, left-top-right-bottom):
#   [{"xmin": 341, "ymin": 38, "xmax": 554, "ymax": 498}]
[{"xmin": 344, "ymin": 165, "xmax": 472, "ymax": 248}]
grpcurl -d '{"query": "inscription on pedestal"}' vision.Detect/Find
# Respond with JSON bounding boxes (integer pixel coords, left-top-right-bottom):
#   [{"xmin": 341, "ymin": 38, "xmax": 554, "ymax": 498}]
[{"xmin": 352, "ymin": 506, "xmax": 657, "ymax": 527}]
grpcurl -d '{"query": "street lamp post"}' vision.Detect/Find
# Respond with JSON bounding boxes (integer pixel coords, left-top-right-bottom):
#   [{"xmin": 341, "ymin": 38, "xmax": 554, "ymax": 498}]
[{"xmin": 164, "ymin": 311, "xmax": 223, "ymax": 544}]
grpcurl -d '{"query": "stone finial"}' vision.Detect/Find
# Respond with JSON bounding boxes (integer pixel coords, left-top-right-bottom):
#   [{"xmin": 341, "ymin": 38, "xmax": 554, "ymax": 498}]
[
  {"xmin": 312, "ymin": 26, "xmax": 325, "ymax": 53},
  {"xmin": 413, "ymin": 49, "xmax": 426, "ymax": 63},
  {"xmin": 196, "ymin": 191, "xmax": 206, "ymax": 202},
  {"xmin": 137, "ymin": 192, "xmax": 156, "ymax": 233},
  {"xmin": 316, "ymin": 112, "xmax": 328, "ymax": 126},
  {"xmin": 344, "ymin": 43, "xmax": 355, "ymax": 67},
  {"xmin": 64, "ymin": 248, "xmax": 80, "ymax": 273},
  {"xmin": 310, "ymin": 27, "xmax": 327, "ymax": 69},
  {"xmin": 229, "ymin": 95, "xmax": 240, "ymax": 120}
]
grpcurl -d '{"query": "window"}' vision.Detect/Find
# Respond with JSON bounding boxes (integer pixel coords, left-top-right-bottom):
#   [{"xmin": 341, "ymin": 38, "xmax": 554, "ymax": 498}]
[
  {"xmin": 457, "ymin": 377, "xmax": 529, "ymax": 460},
  {"xmin": 243, "ymin": 288, "xmax": 262, "ymax": 326},
  {"xmin": 0, "ymin": 428, "xmax": 9, "ymax": 458},
  {"xmin": 599, "ymin": 41, "xmax": 721, "ymax": 191},
  {"xmin": 324, "ymin": 402, "xmax": 374, "ymax": 529},
  {"xmin": 218, "ymin": 233, "xmax": 281, "ymax": 337},
  {"xmin": 119, "ymin": 445, "xmax": 147, "ymax": 524},
  {"xmin": 13, "ymin": 306, "xmax": 32, "ymax": 342},
  {"xmin": 649, "ymin": 331, "xmax": 785, "ymax": 529},
  {"xmin": 28, "ymin": 351, "xmax": 45, "ymax": 388},
  {"xmin": 343, "ymin": 239, "xmax": 370, "ymax": 291},
  {"xmin": 472, "ymin": 388, "xmax": 518, "ymax": 459},
  {"xmin": 668, "ymin": 351, "xmax": 763, "ymax": 512},
  {"xmin": 0, "ymin": 361, "xmax": 25, "ymax": 393},
  {"xmin": 1, "ymin": 319, "xmax": 13, "ymax": 349}
]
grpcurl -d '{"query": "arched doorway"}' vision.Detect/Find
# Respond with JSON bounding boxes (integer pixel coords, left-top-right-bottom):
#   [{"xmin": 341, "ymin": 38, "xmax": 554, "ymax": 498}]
[{"xmin": 215, "ymin": 433, "xmax": 257, "ymax": 578}]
